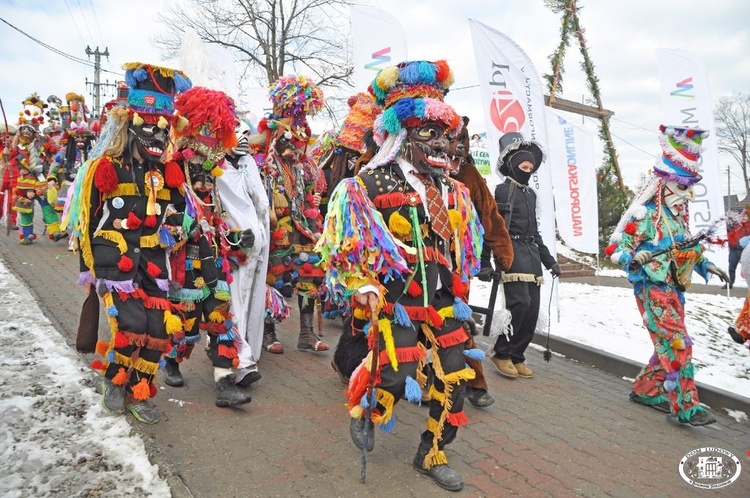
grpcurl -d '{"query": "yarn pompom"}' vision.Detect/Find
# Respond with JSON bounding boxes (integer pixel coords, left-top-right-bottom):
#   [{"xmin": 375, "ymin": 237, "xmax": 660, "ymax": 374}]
[
  {"xmin": 146, "ymin": 261, "xmax": 162, "ymax": 278},
  {"xmin": 118, "ymin": 255, "xmax": 134, "ymax": 272},
  {"xmin": 164, "ymin": 161, "xmax": 185, "ymax": 187}
]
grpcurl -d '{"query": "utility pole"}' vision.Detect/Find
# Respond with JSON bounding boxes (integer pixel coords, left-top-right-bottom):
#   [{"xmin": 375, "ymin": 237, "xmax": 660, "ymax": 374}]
[{"xmin": 85, "ymin": 46, "xmax": 116, "ymax": 119}]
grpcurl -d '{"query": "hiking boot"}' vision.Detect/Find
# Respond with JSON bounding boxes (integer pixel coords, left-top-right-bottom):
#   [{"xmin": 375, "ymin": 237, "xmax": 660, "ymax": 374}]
[
  {"xmin": 413, "ymin": 445, "xmax": 464, "ymax": 492},
  {"xmin": 101, "ymin": 378, "xmax": 126, "ymax": 414},
  {"xmin": 52, "ymin": 231, "xmax": 68, "ymax": 242},
  {"xmin": 297, "ymin": 312, "xmax": 329, "ymax": 351},
  {"xmin": 727, "ymin": 325, "xmax": 746, "ymax": 344},
  {"xmin": 465, "ymin": 387, "xmax": 495, "ymax": 408},
  {"xmin": 331, "ymin": 359, "xmax": 349, "ymax": 385},
  {"xmin": 126, "ymin": 400, "xmax": 159, "ymax": 424},
  {"xmin": 679, "ymin": 409, "xmax": 717, "ymax": 427},
  {"xmin": 513, "ymin": 362, "xmax": 534, "ymax": 378},
  {"xmin": 349, "ymin": 417, "xmax": 375, "ymax": 452},
  {"xmin": 490, "ymin": 356, "xmax": 518, "ymax": 378},
  {"xmin": 162, "ymin": 358, "xmax": 184, "ymax": 387},
  {"xmin": 215, "ymin": 374, "xmax": 252, "ymax": 407},
  {"xmin": 263, "ymin": 322, "xmax": 284, "ymax": 354},
  {"xmin": 629, "ymin": 392, "xmax": 670, "ymax": 413},
  {"xmin": 235, "ymin": 367, "xmax": 262, "ymax": 387}
]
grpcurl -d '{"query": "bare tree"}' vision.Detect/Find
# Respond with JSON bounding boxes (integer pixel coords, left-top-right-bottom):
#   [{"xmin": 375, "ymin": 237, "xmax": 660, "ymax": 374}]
[
  {"xmin": 715, "ymin": 92, "xmax": 750, "ymax": 195},
  {"xmin": 155, "ymin": 0, "xmax": 359, "ymax": 89}
]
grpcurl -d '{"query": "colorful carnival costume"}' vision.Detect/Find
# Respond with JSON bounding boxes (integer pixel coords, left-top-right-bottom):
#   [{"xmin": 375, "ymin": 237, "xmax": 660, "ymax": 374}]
[
  {"xmin": 252, "ymin": 75, "xmax": 329, "ymax": 353},
  {"xmin": 317, "ymin": 60, "xmax": 483, "ymax": 492},
  {"xmin": 217, "ymin": 120, "xmax": 274, "ymax": 387},
  {"xmin": 607, "ymin": 125, "xmax": 728, "ymax": 427},
  {"xmin": 163, "ymin": 86, "xmax": 252, "ymax": 407},
  {"xmin": 68, "ymin": 63, "xmax": 193, "ymax": 424},
  {"xmin": 726, "ymin": 214, "xmax": 750, "ymax": 346}
]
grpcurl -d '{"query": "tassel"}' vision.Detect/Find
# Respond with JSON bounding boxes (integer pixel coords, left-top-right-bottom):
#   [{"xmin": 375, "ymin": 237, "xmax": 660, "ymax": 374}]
[
  {"xmin": 388, "ymin": 211, "xmax": 412, "ymax": 236},
  {"xmin": 95, "ymin": 340, "xmax": 109, "ymax": 356},
  {"xmin": 360, "ymin": 393, "xmax": 371, "ymax": 409},
  {"xmin": 380, "ymin": 318, "xmax": 398, "ymax": 370},
  {"xmin": 126, "ymin": 212, "xmax": 143, "ymax": 230},
  {"xmin": 463, "ymin": 348, "xmax": 485, "ymax": 361},
  {"xmin": 407, "ymin": 279, "xmax": 422, "ymax": 297},
  {"xmin": 453, "ymin": 297, "xmax": 472, "ymax": 321},
  {"xmin": 393, "ymin": 302, "xmax": 413, "ymax": 328},
  {"xmin": 209, "ymin": 310, "xmax": 224, "ymax": 323},
  {"xmin": 111, "ymin": 367, "xmax": 128, "ymax": 385},
  {"xmin": 427, "ymin": 306, "xmax": 444, "ymax": 328},
  {"xmin": 448, "ymin": 209, "xmax": 462, "ymax": 230},
  {"xmin": 114, "ymin": 332, "xmax": 129, "ymax": 349},
  {"xmin": 451, "ymin": 274, "xmax": 467, "ymax": 299},
  {"xmin": 148, "ymin": 383, "xmax": 158, "ymax": 398},
  {"xmin": 146, "ymin": 262, "xmax": 162, "ymax": 278},
  {"xmin": 404, "ymin": 375, "xmax": 423, "ymax": 403},
  {"xmin": 145, "ymin": 215, "xmax": 157, "ymax": 228},
  {"xmin": 379, "ymin": 415, "xmax": 396, "ymax": 432},
  {"xmin": 164, "ymin": 161, "xmax": 185, "ymax": 188},
  {"xmin": 90, "ymin": 359, "xmax": 106, "ymax": 371},
  {"xmin": 163, "ymin": 310, "xmax": 183, "ymax": 334},
  {"xmin": 93, "ymin": 157, "xmax": 119, "ymax": 193},
  {"xmin": 118, "ymin": 255, "xmax": 134, "ymax": 272},
  {"xmin": 132, "ymin": 378, "xmax": 151, "ymax": 400},
  {"xmin": 106, "ymin": 305, "xmax": 118, "ymax": 317}
]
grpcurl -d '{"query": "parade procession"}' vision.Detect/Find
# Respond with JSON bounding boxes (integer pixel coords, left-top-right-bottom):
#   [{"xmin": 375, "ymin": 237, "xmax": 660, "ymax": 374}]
[{"xmin": 1, "ymin": 1, "xmax": 749, "ymax": 496}]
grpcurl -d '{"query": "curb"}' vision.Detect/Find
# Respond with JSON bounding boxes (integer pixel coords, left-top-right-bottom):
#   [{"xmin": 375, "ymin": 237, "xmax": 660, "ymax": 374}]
[{"xmin": 531, "ymin": 334, "xmax": 750, "ymax": 414}]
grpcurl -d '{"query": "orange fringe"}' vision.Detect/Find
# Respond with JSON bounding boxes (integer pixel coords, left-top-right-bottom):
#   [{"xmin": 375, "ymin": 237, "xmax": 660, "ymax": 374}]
[
  {"xmin": 436, "ymin": 327, "xmax": 469, "ymax": 348},
  {"xmin": 218, "ymin": 344, "xmax": 238, "ymax": 358},
  {"xmin": 120, "ymin": 330, "xmax": 171, "ymax": 351},
  {"xmin": 446, "ymin": 410, "xmax": 468, "ymax": 427},
  {"xmin": 378, "ymin": 346, "xmax": 426, "ymax": 365}
]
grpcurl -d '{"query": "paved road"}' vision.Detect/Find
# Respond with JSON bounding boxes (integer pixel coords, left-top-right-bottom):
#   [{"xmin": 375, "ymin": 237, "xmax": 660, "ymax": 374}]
[{"xmin": 0, "ymin": 225, "xmax": 748, "ymax": 497}]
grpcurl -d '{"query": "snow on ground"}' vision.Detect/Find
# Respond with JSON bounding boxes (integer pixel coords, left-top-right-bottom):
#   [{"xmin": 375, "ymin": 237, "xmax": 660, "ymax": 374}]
[
  {"xmin": 470, "ymin": 277, "xmax": 750, "ymax": 400},
  {"xmin": 0, "ymin": 259, "xmax": 170, "ymax": 498}
]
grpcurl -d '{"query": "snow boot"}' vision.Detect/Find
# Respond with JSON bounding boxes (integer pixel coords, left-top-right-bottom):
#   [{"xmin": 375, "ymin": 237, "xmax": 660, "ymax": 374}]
[
  {"xmin": 162, "ymin": 358, "xmax": 184, "ymax": 387},
  {"xmin": 215, "ymin": 374, "xmax": 252, "ymax": 407}
]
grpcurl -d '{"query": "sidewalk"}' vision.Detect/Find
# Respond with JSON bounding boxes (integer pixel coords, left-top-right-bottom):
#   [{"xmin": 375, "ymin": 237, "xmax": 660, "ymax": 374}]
[{"xmin": 0, "ymin": 228, "xmax": 748, "ymax": 497}]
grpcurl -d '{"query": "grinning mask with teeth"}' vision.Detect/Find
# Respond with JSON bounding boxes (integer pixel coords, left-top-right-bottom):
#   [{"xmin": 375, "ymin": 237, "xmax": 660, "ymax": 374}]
[
  {"xmin": 406, "ymin": 122, "xmax": 450, "ymax": 178},
  {"xmin": 274, "ymin": 130, "xmax": 304, "ymax": 163},
  {"xmin": 128, "ymin": 121, "xmax": 168, "ymax": 163}
]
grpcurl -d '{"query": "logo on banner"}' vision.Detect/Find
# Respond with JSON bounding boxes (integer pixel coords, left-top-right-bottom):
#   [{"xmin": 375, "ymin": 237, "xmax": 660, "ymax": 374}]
[
  {"xmin": 678, "ymin": 447, "xmax": 741, "ymax": 489},
  {"xmin": 365, "ymin": 47, "xmax": 391, "ymax": 72},
  {"xmin": 670, "ymin": 77, "xmax": 695, "ymax": 99},
  {"xmin": 489, "ymin": 89, "xmax": 525, "ymax": 133}
]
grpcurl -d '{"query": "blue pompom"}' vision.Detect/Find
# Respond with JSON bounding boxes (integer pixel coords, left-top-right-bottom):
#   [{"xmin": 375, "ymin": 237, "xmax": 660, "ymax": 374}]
[
  {"xmin": 413, "ymin": 98, "xmax": 426, "ymax": 118},
  {"xmin": 133, "ymin": 67, "xmax": 148, "ymax": 82},
  {"xmin": 360, "ymin": 393, "xmax": 370, "ymax": 409},
  {"xmin": 363, "ymin": 322, "xmax": 371, "ymax": 337},
  {"xmin": 417, "ymin": 61, "xmax": 437, "ymax": 84},
  {"xmin": 379, "ymin": 415, "xmax": 396, "ymax": 432},
  {"xmin": 106, "ymin": 305, "xmax": 118, "ymax": 317},
  {"xmin": 404, "ymin": 375, "xmax": 423, "ymax": 404},
  {"xmin": 463, "ymin": 348, "xmax": 485, "ymax": 361},
  {"xmin": 223, "ymin": 319, "xmax": 233, "ymax": 330},
  {"xmin": 453, "ymin": 297, "xmax": 472, "ymax": 321},
  {"xmin": 173, "ymin": 72, "xmax": 192, "ymax": 93},
  {"xmin": 273, "ymin": 280, "xmax": 284, "ymax": 289},
  {"xmin": 400, "ymin": 63, "xmax": 421, "ymax": 84},
  {"xmin": 393, "ymin": 302, "xmax": 413, "ymax": 328},
  {"xmin": 107, "ymin": 350, "xmax": 116, "ymax": 363},
  {"xmin": 393, "ymin": 98, "xmax": 416, "ymax": 122},
  {"xmin": 158, "ymin": 358, "xmax": 166, "ymax": 369},
  {"xmin": 381, "ymin": 107, "xmax": 402, "ymax": 134}
]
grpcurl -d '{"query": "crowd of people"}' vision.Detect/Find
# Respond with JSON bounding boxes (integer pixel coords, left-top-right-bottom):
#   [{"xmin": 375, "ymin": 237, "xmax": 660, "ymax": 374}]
[{"xmin": 0, "ymin": 57, "xmax": 744, "ymax": 492}]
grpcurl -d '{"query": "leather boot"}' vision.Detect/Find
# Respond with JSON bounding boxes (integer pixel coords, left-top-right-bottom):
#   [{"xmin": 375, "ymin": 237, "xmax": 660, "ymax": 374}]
[
  {"xmin": 297, "ymin": 312, "xmax": 329, "ymax": 351},
  {"xmin": 163, "ymin": 358, "xmax": 184, "ymax": 387},
  {"xmin": 412, "ymin": 444, "xmax": 464, "ymax": 491},
  {"xmin": 263, "ymin": 321, "xmax": 283, "ymax": 354},
  {"xmin": 349, "ymin": 417, "xmax": 375, "ymax": 451},
  {"xmin": 215, "ymin": 374, "xmax": 252, "ymax": 407}
]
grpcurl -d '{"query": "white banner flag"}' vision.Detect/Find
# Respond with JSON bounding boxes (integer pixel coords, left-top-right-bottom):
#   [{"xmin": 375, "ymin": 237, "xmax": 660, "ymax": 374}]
[
  {"xmin": 469, "ymin": 19, "xmax": 557, "ymax": 316},
  {"xmin": 351, "ymin": 6, "xmax": 408, "ymax": 90},
  {"xmin": 657, "ymin": 49, "xmax": 727, "ymax": 269},
  {"xmin": 545, "ymin": 108, "xmax": 599, "ymax": 254}
]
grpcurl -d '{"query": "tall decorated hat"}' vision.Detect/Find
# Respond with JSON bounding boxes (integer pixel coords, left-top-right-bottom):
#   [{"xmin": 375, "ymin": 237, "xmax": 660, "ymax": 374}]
[
  {"xmin": 369, "ymin": 60, "xmax": 461, "ymax": 145},
  {"xmin": 18, "ymin": 93, "xmax": 48, "ymax": 131},
  {"xmin": 653, "ymin": 124, "xmax": 708, "ymax": 185},
  {"xmin": 172, "ymin": 86, "xmax": 238, "ymax": 172},
  {"xmin": 122, "ymin": 62, "xmax": 192, "ymax": 127},
  {"xmin": 258, "ymin": 75, "xmax": 324, "ymax": 142},
  {"xmin": 335, "ymin": 92, "xmax": 381, "ymax": 153}
]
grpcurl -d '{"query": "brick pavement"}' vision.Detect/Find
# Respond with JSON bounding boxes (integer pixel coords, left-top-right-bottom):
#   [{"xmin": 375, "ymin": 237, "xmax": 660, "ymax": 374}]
[{"xmin": 0, "ymin": 221, "xmax": 748, "ymax": 497}]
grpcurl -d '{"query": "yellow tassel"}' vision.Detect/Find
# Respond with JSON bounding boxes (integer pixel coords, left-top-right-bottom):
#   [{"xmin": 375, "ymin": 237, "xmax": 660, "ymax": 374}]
[
  {"xmin": 444, "ymin": 367, "xmax": 476, "ymax": 385},
  {"xmin": 157, "ymin": 116, "xmax": 168, "ymax": 129},
  {"xmin": 208, "ymin": 310, "xmax": 225, "ymax": 323},
  {"xmin": 375, "ymin": 66, "xmax": 400, "ymax": 90},
  {"xmin": 210, "ymin": 166, "xmax": 223, "ymax": 177},
  {"xmin": 163, "ymin": 310, "xmax": 182, "ymax": 334},
  {"xmin": 132, "ymin": 113, "xmax": 144, "ymax": 126},
  {"xmin": 194, "ymin": 277, "xmax": 205, "ymax": 289},
  {"xmin": 349, "ymin": 405, "xmax": 365, "ymax": 419},
  {"xmin": 380, "ymin": 318, "xmax": 398, "ymax": 371},
  {"xmin": 192, "ymin": 259, "xmax": 201, "ymax": 269},
  {"xmin": 133, "ymin": 357, "xmax": 160, "ymax": 376},
  {"xmin": 448, "ymin": 209, "xmax": 462, "ymax": 230},
  {"xmin": 175, "ymin": 116, "xmax": 189, "ymax": 133},
  {"xmin": 273, "ymin": 191, "xmax": 289, "ymax": 209},
  {"xmin": 388, "ymin": 211, "xmax": 412, "ymax": 236},
  {"xmin": 139, "ymin": 233, "xmax": 160, "ymax": 248},
  {"xmin": 437, "ymin": 305, "xmax": 455, "ymax": 320},
  {"xmin": 184, "ymin": 317, "xmax": 196, "ymax": 332}
]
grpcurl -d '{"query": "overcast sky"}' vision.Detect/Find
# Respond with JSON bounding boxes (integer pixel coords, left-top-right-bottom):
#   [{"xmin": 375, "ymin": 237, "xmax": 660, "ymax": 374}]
[{"xmin": 1, "ymin": 0, "xmax": 748, "ymax": 193}]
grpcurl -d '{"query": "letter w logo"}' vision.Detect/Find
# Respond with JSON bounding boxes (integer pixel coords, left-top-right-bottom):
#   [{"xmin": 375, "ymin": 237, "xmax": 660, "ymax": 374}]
[
  {"xmin": 670, "ymin": 77, "xmax": 695, "ymax": 99},
  {"xmin": 365, "ymin": 47, "xmax": 391, "ymax": 72}
]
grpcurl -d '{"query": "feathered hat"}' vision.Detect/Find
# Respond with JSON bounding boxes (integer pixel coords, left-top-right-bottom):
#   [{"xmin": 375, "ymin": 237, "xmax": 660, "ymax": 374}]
[
  {"xmin": 653, "ymin": 124, "xmax": 708, "ymax": 185},
  {"xmin": 335, "ymin": 92, "xmax": 381, "ymax": 153},
  {"xmin": 369, "ymin": 60, "xmax": 461, "ymax": 145},
  {"xmin": 122, "ymin": 62, "xmax": 192, "ymax": 128},
  {"xmin": 257, "ymin": 75, "xmax": 324, "ymax": 142}
]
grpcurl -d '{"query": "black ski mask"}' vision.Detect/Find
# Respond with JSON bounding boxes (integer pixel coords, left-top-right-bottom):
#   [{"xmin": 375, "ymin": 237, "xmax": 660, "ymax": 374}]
[{"xmin": 505, "ymin": 150, "xmax": 535, "ymax": 185}]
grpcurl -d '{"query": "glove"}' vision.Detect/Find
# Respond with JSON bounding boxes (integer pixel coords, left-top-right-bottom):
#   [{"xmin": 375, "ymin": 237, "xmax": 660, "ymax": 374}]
[
  {"xmin": 549, "ymin": 263, "xmax": 561, "ymax": 278},
  {"xmin": 239, "ymin": 228, "xmax": 255, "ymax": 249},
  {"xmin": 631, "ymin": 250, "xmax": 653, "ymax": 268},
  {"xmin": 706, "ymin": 264, "xmax": 729, "ymax": 283},
  {"xmin": 476, "ymin": 267, "xmax": 493, "ymax": 282}
]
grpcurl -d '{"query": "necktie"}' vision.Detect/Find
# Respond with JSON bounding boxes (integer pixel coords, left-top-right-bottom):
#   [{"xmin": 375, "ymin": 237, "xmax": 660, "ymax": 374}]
[{"xmin": 415, "ymin": 173, "xmax": 452, "ymax": 242}]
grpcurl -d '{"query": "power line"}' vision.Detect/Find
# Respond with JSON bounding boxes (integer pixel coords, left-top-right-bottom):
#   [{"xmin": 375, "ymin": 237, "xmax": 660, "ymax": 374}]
[
  {"xmin": 76, "ymin": 0, "xmax": 96, "ymax": 45},
  {"xmin": 88, "ymin": 0, "xmax": 106, "ymax": 47},
  {"xmin": 62, "ymin": 0, "xmax": 87, "ymax": 46}
]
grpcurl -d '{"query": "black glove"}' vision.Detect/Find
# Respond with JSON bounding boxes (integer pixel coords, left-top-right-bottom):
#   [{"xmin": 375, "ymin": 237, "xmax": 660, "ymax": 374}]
[
  {"xmin": 239, "ymin": 228, "xmax": 255, "ymax": 249},
  {"xmin": 550, "ymin": 263, "xmax": 561, "ymax": 278},
  {"xmin": 476, "ymin": 267, "xmax": 493, "ymax": 282}
]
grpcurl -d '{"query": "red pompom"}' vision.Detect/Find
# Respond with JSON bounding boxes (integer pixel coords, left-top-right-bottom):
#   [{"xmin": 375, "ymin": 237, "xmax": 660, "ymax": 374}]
[
  {"xmin": 146, "ymin": 261, "xmax": 162, "ymax": 278},
  {"xmin": 118, "ymin": 255, "xmax": 134, "ymax": 272},
  {"xmin": 114, "ymin": 331, "xmax": 129, "ymax": 349},
  {"xmin": 94, "ymin": 157, "xmax": 119, "ymax": 193},
  {"xmin": 434, "ymin": 60, "xmax": 451, "ymax": 82},
  {"xmin": 407, "ymin": 279, "xmax": 423, "ymax": 297},
  {"xmin": 686, "ymin": 129, "xmax": 694, "ymax": 138},
  {"xmin": 604, "ymin": 244, "xmax": 617, "ymax": 257},
  {"xmin": 164, "ymin": 161, "xmax": 185, "ymax": 188},
  {"xmin": 301, "ymin": 262, "xmax": 314, "ymax": 273},
  {"xmin": 126, "ymin": 212, "xmax": 142, "ymax": 230},
  {"xmin": 272, "ymin": 228, "xmax": 286, "ymax": 242},
  {"xmin": 624, "ymin": 222, "xmax": 637, "ymax": 235},
  {"xmin": 90, "ymin": 359, "xmax": 106, "ymax": 371},
  {"xmin": 452, "ymin": 274, "xmax": 467, "ymax": 299},
  {"xmin": 145, "ymin": 215, "xmax": 157, "ymax": 228},
  {"xmin": 149, "ymin": 383, "xmax": 158, "ymax": 398},
  {"xmin": 670, "ymin": 360, "xmax": 681, "ymax": 370},
  {"xmin": 303, "ymin": 208, "xmax": 320, "ymax": 219}
]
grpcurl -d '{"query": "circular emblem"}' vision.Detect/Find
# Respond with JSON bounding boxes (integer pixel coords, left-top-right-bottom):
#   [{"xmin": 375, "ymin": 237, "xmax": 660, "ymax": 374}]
[
  {"xmin": 678, "ymin": 447, "xmax": 741, "ymax": 489},
  {"xmin": 111, "ymin": 197, "xmax": 124, "ymax": 209}
]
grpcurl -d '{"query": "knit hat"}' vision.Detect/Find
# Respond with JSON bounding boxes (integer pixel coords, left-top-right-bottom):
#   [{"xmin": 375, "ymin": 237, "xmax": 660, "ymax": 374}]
[
  {"xmin": 122, "ymin": 62, "xmax": 192, "ymax": 126},
  {"xmin": 369, "ymin": 60, "xmax": 461, "ymax": 145},
  {"xmin": 335, "ymin": 92, "xmax": 381, "ymax": 153},
  {"xmin": 258, "ymin": 75, "xmax": 324, "ymax": 142},
  {"xmin": 653, "ymin": 125, "xmax": 708, "ymax": 185},
  {"xmin": 497, "ymin": 131, "xmax": 544, "ymax": 177},
  {"xmin": 173, "ymin": 87, "xmax": 238, "ymax": 164}
]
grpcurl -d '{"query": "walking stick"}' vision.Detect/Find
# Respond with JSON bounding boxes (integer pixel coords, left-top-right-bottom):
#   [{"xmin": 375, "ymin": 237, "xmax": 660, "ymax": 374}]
[
  {"xmin": 0, "ymin": 98, "xmax": 12, "ymax": 236},
  {"xmin": 360, "ymin": 307, "xmax": 380, "ymax": 484}
]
